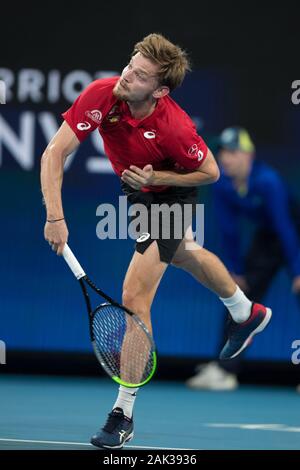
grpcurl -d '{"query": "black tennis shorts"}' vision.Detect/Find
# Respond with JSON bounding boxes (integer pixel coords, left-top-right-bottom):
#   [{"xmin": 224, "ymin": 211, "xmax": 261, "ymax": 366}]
[{"xmin": 121, "ymin": 182, "xmax": 198, "ymax": 264}]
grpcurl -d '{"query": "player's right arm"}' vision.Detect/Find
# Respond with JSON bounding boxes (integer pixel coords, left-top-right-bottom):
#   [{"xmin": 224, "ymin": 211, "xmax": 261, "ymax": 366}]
[
  {"xmin": 41, "ymin": 77, "xmax": 118, "ymax": 254},
  {"xmin": 40, "ymin": 121, "xmax": 80, "ymax": 255}
]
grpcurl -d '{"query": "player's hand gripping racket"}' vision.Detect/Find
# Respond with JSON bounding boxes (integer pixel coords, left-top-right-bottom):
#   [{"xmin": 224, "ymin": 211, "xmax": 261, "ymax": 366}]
[{"xmin": 62, "ymin": 244, "xmax": 157, "ymax": 387}]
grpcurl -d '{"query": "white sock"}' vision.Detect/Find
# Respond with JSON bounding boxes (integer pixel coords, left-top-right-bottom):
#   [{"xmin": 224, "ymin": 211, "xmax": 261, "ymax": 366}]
[
  {"xmin": 220, "ymin": 286, "xmax": 252, "ymax": 323},
  {"xmin": 112, "ymin": 385, "xmax": 138, "ymax": 419}
]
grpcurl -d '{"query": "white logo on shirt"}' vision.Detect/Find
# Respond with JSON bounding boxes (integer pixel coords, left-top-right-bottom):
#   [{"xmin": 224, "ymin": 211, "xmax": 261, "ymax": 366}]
[
  {"xmin": 198, "ymin": 150, "xmax": 204, "ymax": 161},
  {"xmin": 144, "ymin": 131, "xmax": 156, "ymax": 139},
  {"xmin": 85, "ymin": 109, "xmax": 102, "ymax": 124},
  {"xmin": 136, "ymin": 232, "xmax": 150, "ymax": 243},
  {"xmin": 77, "ymin": 121, "xmax": 91, "ymax": 131}
]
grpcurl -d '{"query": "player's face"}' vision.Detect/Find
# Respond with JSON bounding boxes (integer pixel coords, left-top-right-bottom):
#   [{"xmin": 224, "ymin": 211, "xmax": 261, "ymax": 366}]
[
  {"xmin": 113, "ymin": 52, "xmax": 164, "ymax": 102},
  {"xmin": 218, "ymin": 149, "xmax": 252, "ymax": 178}
]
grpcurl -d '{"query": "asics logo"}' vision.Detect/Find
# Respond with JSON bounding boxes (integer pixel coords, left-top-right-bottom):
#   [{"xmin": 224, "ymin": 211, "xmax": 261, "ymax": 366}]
[
  {"xmin": 119, "ymin": 430, "xmax": 127, "ymax": 441},
  {"xmin": 144, "ymin": 131, "xmax": 156, "ymax": 139},
  {"xmin": 77, "ymin": 121, "xmax": 91, "ymax": 131},
  {"xmin": 198, "ymin": 150, "xmax": 204, "ymax": 161},
  {"xmin": 136, "ymin": 232, "xmax": 150, "ymax": 243}
]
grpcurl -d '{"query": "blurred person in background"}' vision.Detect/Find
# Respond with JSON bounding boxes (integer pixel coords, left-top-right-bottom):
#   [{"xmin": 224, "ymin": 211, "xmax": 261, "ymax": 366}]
[{"xmin": 186, "ymin": 127, "xmax": 300, "ymax": 391}]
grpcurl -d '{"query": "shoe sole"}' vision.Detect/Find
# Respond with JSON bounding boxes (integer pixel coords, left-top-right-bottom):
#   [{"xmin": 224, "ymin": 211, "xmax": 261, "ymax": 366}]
[
  {"xmin": 229, "ymin": 307, "xmax": 272, "ymax": 359},
  {"xmin": 186, "ymin": 383, "xmax": 238, "ymax": 391},
  {"xmin": 91, "ymin": 432, "xmax": 134, "ymax": 450}
]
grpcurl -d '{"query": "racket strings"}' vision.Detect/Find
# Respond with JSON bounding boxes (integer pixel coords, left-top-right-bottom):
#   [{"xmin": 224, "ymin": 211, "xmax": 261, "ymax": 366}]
[{"xmin": 92, "ymin": 304, "xmax": 155, "ymax": 385}]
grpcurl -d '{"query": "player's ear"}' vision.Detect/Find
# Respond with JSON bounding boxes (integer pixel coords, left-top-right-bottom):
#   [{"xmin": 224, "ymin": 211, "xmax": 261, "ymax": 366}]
[{"xmin": 153, "ymin": 86, "xmax": 170, "ymax": 99}]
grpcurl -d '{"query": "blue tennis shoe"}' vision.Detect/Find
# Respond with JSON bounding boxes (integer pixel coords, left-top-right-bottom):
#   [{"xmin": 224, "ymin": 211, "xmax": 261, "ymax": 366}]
[{"xmin": 90, "ymin": 407, "xmax": 134, "ymax": 449}]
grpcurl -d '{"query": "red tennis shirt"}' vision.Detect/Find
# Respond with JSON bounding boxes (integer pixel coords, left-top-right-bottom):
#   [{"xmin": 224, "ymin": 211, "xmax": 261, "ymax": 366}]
[{"xmin": 62, "ymin": 76, "xmax": 208, "ymax": 192}]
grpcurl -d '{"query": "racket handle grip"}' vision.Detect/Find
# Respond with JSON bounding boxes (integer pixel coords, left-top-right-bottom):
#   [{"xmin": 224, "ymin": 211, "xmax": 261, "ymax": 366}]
[{"xmin": 62, "ymin": 244, "xmax": 86, "ymax": 280}]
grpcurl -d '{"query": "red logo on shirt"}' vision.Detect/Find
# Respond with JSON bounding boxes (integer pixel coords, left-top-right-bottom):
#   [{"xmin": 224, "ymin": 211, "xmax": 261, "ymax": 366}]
[
  {"xmin": 85, "ymin": 109, "xmax": 102, "ymax": 124},
  {"xmin": 188, "ymin": 144, "xmax": 198, "ymax": 156}
]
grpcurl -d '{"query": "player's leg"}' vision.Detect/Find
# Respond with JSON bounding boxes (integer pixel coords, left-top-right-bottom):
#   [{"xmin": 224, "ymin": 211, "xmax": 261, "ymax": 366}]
[
  {"xmin": 121, "ymin": 241, "xmax": 168, "ymax": 334},
  {"xmin": 91, "ymin": 241, "xmax": 168, "ymax": 449},
  {"xmin": 172, "ymin": 229, "xmax": 272, "ymax": 360},
  {"xmin": 172, "ymin": 230, "xmax": 236, "ymax": 297}
]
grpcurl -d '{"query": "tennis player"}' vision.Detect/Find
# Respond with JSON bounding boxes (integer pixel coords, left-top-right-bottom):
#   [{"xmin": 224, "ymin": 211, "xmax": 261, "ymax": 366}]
[{"xmin": 40, "ymin": 34, "xmax": 271, "ymax": 449}]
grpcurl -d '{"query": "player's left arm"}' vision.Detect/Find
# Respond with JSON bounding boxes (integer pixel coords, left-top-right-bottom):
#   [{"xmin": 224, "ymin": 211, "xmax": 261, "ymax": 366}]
[{"xmin": 122, "ymin": 149, "xmax": 220, "ymax": 189}]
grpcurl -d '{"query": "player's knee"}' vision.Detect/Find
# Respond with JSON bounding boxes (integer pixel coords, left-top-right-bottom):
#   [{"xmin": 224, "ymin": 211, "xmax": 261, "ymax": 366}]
[
  {"xmin": 122, "ymin": 288, "xmax": 133, "ymax": 307},
  {"xmin": 123, "ymin": 297, "xmax": 151, "ymax": 329},
  {"xmin": 122, "ymin": 288, "xmax": 149, "ymax": 316}
]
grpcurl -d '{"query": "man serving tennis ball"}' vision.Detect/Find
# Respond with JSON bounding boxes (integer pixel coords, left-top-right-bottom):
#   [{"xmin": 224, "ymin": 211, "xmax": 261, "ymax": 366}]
[{"xmin": 40, "ymin": 33, "xmax": 271, "ymax": 449}]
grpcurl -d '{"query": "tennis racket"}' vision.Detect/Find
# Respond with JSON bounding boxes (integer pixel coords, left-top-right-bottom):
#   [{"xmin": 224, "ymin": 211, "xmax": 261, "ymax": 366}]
[{"xmin": 62, "ymin": 243, "xmax": 157, "ymax": 387}]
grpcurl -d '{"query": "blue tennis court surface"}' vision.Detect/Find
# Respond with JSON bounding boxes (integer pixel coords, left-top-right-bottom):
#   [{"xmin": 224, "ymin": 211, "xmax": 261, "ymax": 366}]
[{"xmin": 0, "ymin": 374, "xmax": 299, "ymax": 450}]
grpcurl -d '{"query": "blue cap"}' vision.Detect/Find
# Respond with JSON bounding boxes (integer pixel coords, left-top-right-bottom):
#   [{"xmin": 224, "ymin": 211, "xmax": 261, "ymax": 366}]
[{"xmin": 218, "ymin": 127, "xmax": 255, "ymax": 153}]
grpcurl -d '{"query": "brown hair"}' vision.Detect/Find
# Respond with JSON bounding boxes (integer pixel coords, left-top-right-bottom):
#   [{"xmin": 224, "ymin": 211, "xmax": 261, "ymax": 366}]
[{"xmin": 132, "ymin": 33, "xmax": 191, "ymax": 91}]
